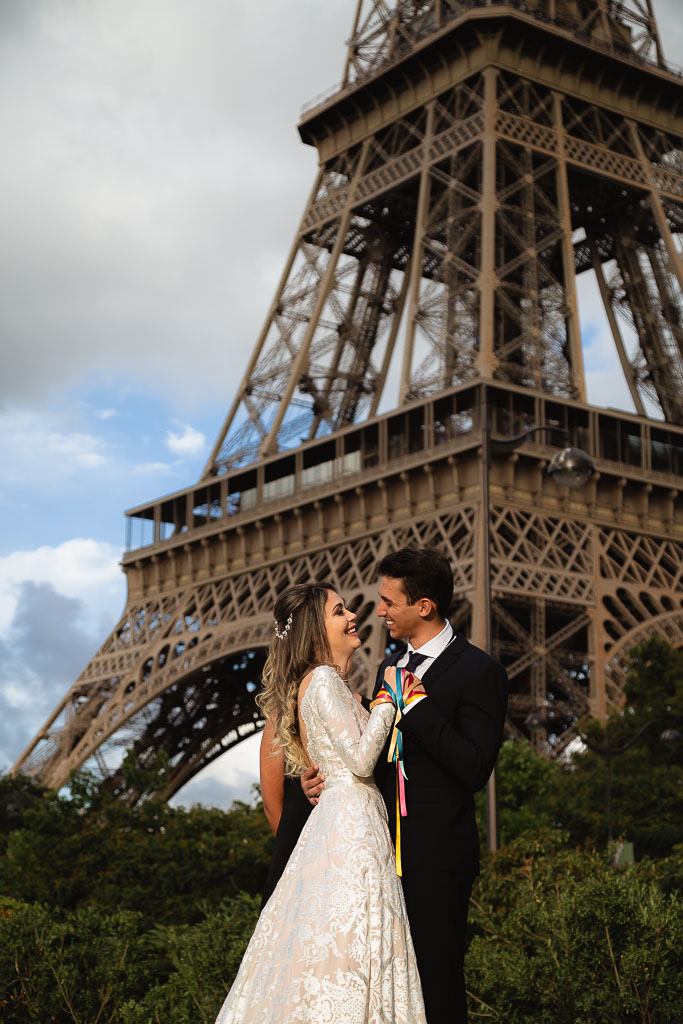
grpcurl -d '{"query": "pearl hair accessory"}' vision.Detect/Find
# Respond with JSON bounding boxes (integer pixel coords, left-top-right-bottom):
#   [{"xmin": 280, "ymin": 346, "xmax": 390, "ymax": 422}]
[{"xmin": 274, "ymin": 613, "xmax": 293, "ymax": 640}]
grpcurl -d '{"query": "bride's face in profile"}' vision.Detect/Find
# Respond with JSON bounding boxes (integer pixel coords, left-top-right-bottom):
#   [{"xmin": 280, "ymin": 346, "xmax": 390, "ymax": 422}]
[{"xmin": 323, "ymin": 589, "xmax": 361, "ymax": 671}]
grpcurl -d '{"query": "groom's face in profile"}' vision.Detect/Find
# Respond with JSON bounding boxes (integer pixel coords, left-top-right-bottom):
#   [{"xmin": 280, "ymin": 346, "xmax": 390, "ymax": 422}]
[{"xmin": 376, "ymin": 575, "xmax": 423, "ymax": 642}]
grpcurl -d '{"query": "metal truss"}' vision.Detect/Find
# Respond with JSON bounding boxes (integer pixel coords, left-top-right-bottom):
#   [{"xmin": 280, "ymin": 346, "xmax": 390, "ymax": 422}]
[
  {"xmin": 341, "ymin": 0, "xmax": 668, "ymax": 89},
  {"xmin": 205, "ymin": 21, "xmax": 682, "ymax": 474},
  {"xmin": 489, "ymin": 505, "xmax": 595, "ymax": 605}
]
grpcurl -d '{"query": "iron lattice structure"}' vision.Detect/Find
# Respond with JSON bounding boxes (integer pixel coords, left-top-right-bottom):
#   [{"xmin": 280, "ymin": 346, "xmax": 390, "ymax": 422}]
[{"xmin": 14, "ymin": 0, "xmax": 683, "ymax": 799}]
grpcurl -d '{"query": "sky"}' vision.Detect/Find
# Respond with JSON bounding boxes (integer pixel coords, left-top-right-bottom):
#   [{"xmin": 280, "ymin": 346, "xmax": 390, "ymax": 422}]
[{"xmin": 1, "ymin": 0, "xmax": 681, "ymax": 809}]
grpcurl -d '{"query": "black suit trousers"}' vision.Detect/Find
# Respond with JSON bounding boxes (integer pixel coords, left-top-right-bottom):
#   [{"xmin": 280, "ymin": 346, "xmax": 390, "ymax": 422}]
[{"xmin": 401, "ymin": 868, "xmax": 474, "ymax": 1024}]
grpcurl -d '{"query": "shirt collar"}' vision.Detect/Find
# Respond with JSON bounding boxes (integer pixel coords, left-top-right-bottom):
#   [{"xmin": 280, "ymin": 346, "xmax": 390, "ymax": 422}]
[{"xmin": 407, "ymin": 620, "xmax": 454, "ymax": 660}]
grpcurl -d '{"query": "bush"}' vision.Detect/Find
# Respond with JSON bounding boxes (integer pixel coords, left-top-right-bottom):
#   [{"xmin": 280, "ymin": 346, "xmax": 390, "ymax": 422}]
[
  {"xmin": 466, "ymin": 833, "xmax": 683, "ymax": 1024},
  {"xmin": 0, "ymin": 777, "xmax": 273, "ymax": 927},
  {"xmin": 1, "ymin": 636, "xmax": 680, "ymax": 1023},
  {"xmin": 0, "ymin": 897, "xmax": 156, "ymax": 1023},
  {"xmin": 5, "ymin": 834, "xmax": 681, "ymax": 1023},
  {"xmin": 0, "ymin": 893, "xmax": 259, "ymax": 1024},
  {"xmin": 475, "ymin": 739, "xmax": 555, "ymax": 848},
  {"xmin": 119, "ymin": 894, "xmax": 260, "ymax": 1024}
]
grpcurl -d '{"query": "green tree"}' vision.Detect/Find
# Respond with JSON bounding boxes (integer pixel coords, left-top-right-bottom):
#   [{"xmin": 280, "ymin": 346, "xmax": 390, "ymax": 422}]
[
  {"xmin": 624, "ymin": 636, "xmax": 683, "ymax": 733},
  {"xmin": 0, "ymin": 897, "xmax": 157, "ymax": 1023},
  {"xmin": 0, "ymin": 643, "xmax": 680, "ymax": 1021},
  {"xmin": 0, "ymin": 774, "xmax": 46, "ymax": 857},
  {"xmin": 119, "ymin": 894, "xmax": 260, "ymax": 1024},
  {"xmin": 0, "ymin": 774, "xmax": 273, "ymax": 927},
  {"xmin": 466, "ymin": 832, "xmax": 683, "ymax": 1023},
  {"xmin": 0, "ymin": 893, "xmax": 260, "ymax": 1024},
  {"xmin": 475, "ymin": 739, "xmax": 555, "ymax": 848},
  {"xmin": 3, "ymin": 840, "xmax": 682, "ymax": 1024},
  {"xmin": 550, "ymin": 637, "xmax": 683, "ymax": 858}
]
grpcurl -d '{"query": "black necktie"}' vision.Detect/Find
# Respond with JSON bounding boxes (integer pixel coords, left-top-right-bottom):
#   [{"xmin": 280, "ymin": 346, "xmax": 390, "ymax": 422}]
[{"xmin": 404, "ymin": 651, "xmax": 428, "ymax": 675}]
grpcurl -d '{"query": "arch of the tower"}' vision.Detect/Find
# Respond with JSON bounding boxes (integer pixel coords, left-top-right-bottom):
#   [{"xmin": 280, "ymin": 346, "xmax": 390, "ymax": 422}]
[
  {"xmin": 102, "ymin": 589, "xmax": 391, "ymax": 804},
  {"xmin": 13, "ymin": 572, "xmax": 392, "ymax": 799},
  {"xmin": 15, "ymin": 617, "xmax": 274, "ymax": 797},
  {"xmin": 102, "ymin": 642, "xmax": 271, "ymax": 804},
  {"xmin": 106, "ymin": 572, "xmax": 683, "ymax": 799},
  {"xmin": 14, "ymin": 381, "xmax": 683, "ymax": 798},
  {"xmin": 599, "ymin": 609, "xmax": 683, "ymax": 700}
]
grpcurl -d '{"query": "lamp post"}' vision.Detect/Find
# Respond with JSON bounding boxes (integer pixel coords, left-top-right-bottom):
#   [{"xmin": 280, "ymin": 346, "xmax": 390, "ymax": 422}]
[{"xmin": 480, "ymin": 385, "xmax": 595, "ymax": 853}]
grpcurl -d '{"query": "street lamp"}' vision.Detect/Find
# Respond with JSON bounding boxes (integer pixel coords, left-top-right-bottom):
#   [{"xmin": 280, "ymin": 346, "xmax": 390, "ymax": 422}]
[
  {"xmin": 480, "ymin": 387, "xmax": 596, "ymax": 853},
  {"xmin": 547, "ymin": 446, "xmax": 596, "ymax": 488}
]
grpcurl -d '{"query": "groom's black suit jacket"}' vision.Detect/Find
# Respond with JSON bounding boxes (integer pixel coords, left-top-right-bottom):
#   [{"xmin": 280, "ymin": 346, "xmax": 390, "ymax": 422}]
[{"xmin": 370, "ymin": 635, "xmax": 508, "ymax": 879}]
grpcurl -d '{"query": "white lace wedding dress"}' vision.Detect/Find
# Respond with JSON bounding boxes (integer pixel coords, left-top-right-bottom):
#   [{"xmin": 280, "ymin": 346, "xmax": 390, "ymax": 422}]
[{"xmin": 215, "ymin": 664, "xmax": 426, "ymax": 1024}]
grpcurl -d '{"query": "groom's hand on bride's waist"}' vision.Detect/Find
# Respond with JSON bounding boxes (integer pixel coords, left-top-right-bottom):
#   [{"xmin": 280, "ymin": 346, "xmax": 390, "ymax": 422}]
[{"xmin": 302, "ymin": 764, "xmax": 325, "ymax": 805}]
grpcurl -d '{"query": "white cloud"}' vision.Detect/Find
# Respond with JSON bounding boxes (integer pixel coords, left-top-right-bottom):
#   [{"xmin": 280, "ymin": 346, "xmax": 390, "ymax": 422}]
[
  {"xmin": 165, "ymin": 422, "xmax": 205, "ymax": 458},
  {"xmin": 0, "ymin": 408, "xmax": 109, "ymax": 486},
  {"xmin": 170, "ymin": 731, "xmax": 262, "ymax": 810},
  {"xmin": 96, "ymin": 408, "xmax": 117, "ymax": 420},
  {"xmin": 133, "ymin": 460, "xmax": 172, "ymax": 475},
  {"xmin": 1, "ymin": 679, "xmax": 36, "ymax": 711},
  {"xmin": 577, "ymin": 269, "xmax": 638, "ymax": 415},
  {"xmin": 0, "ymin": 538, "xmax": 124, "ymax": 635},
  {"xmin": 0, "ymin": 535, "xmax": 261, "ymax": 800},
  {"xmin": 0, "ymin": 0, "xmax": 352, "ymax": 409},
  {"xmin": 0, "ymin": 0, "xmax": 678, "ymax": 417},
  {"xmin": 0, "ymin": 538, "xmax": 127, "ymax": 770}
]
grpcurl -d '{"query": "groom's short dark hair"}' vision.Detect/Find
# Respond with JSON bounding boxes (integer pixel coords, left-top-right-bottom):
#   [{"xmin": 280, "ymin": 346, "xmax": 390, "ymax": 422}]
[{"xmin": 377, "ymin": 547, "xmax": 453, "ymax": 619}]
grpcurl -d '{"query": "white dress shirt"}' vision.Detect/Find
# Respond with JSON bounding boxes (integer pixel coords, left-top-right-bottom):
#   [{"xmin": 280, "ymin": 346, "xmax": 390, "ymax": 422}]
[{"xmin": 397, "ymin": 621, "xmax": 454, "ymax": 712}]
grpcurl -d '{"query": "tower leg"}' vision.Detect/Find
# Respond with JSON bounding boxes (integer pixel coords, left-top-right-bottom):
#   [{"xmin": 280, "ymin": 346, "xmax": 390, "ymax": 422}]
[
  {"xmin": 477, "ymin": 67, "xmax": 498, "ymax": 380},
  {"xmin": 629, "ymin": 122, "xmax": 683, "ymax": 293},
  {"xmin": 553, "ymin": 93, "xmax": 586, "ymax": 401}
]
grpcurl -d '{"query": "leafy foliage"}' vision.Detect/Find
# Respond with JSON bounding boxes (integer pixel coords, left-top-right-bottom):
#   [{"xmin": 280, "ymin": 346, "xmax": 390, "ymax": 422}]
[
  {"xmin": 0, "ymin": 897, "xmax": 153, "ymax": 1023},
  {"xmin": 467, "ymin": 833, "xmax": 683, "ymax": 1023},
  {"xmin": 118, "ymin": 895, "xmax": 260, "ymax": 1024},
  {"xmin": 0, "ymin": 894, "xmax": 260, "ymax": 1024},
  {"xmin": 0, "ymin": 774, "xmax": 47, "ymax": 856},
  {"xmin": 624, "ymin": 636, "xmax": 683, "ymax": 732},
  {"xmin": 475, "ymin": 737, "xmax": 555, "ymax": 847},
  {"xmin": 0, "ymin": 775, "xmax": 273, "ymax": 928},
  {"xmin": 476, "ymin": 637, "xmax": 683, "ymax": 859},
  {"xmin": 549, "ymin": 637, "xmax": 683, "ymax": 858},
  {"xmin": 2, "ymin": 840, "xmax": 682, "ymax": 1023}
]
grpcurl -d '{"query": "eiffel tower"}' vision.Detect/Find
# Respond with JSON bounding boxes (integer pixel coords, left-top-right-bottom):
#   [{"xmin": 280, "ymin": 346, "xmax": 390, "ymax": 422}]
[{"xmin": 14, "ymin": 0, "xmax": 683, "ymax": 799}]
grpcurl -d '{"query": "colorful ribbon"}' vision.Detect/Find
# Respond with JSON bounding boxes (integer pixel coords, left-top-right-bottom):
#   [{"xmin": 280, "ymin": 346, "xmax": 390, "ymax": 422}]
[{"xmin": 370, "ymin": 668, "xmax": 425, "ymax": 875}]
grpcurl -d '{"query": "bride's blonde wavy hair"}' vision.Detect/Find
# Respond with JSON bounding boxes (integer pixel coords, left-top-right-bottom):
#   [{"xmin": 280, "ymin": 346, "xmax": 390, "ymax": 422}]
[{"xmin": 257, "ymin": 582, "xmax": 336, "ymax": 777}]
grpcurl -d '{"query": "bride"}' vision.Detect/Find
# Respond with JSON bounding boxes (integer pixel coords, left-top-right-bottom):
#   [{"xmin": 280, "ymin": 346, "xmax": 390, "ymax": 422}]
[{"xmin": 215, "ymin": 581, "xmax": 426, "ymax": 1024}]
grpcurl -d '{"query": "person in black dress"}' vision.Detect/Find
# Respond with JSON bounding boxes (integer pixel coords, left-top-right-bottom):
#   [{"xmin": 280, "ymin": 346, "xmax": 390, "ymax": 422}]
[{"xmin": 259, "ymin": 717, "xmax": 312, "ymax": 907}]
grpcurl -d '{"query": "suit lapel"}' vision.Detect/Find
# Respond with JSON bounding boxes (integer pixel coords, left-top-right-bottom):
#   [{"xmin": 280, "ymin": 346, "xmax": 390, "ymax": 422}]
[
  {"xmin": 419, "ymin": 633, "xmax": 467, "ymax": 691},
  {"xmin": 376, "ymin": 634, "xmax": 467, "ymax": 696}
]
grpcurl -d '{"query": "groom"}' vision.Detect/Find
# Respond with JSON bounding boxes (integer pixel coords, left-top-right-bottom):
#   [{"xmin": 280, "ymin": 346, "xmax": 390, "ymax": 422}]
[{"xmin": 303, "ymin": 546, "xmax": 508, "ymax": 1024}]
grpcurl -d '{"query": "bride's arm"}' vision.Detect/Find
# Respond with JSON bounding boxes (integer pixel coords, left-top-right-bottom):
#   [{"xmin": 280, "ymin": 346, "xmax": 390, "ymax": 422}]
[
  {"xmin": 309, "ymin": 666, "xmax": 394, "ymax": 777},
  {"xmin": 259, "ymin": 718, "xmax": 284, "ymax": 834}
]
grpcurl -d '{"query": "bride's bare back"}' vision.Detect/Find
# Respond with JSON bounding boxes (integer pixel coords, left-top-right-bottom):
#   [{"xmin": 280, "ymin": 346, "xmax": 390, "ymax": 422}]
[{"xmin": 297, "ymin": 670, "xmax": 315, "ymax": 765}]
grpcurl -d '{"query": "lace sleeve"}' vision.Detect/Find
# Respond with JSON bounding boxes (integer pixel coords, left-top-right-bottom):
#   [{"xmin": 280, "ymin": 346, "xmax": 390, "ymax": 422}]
[{"xmin": 309, "ymin": 665, "xmax": 394, "ymax": 777}]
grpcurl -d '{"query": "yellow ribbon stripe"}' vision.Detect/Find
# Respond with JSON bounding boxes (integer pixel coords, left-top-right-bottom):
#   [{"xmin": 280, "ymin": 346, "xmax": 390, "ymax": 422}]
[{"xmin": 370, "ymin": 671, "xmax": 426, "ymax": 875}]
